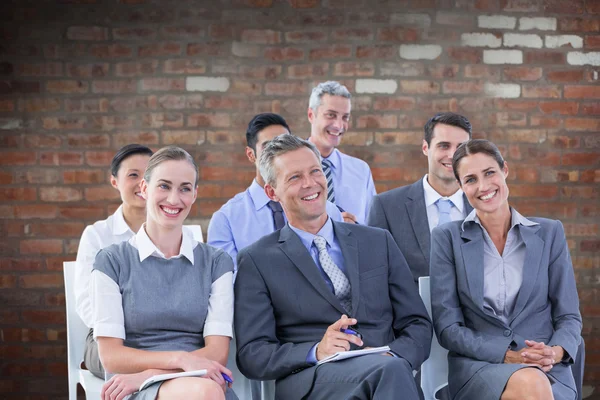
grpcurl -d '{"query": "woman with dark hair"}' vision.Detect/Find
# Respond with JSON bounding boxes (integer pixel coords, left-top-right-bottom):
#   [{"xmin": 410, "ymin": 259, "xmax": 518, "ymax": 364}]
[
  {"xmin": 91, "ymin": 146, "xmax": 236, "ymax": 400},
  {"xmin": 75, "ymin": 144, "xmax": 154, "ymax": 379},
  {"xmin": 430, "ymin": 139, "xmax": 581, "ymax": 400}
]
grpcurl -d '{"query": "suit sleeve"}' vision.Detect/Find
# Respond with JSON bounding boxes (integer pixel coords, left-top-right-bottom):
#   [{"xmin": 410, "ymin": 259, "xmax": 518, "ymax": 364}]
[
  {"xmin": 547, "ymin": 220, "xmax": 582, "ymax": 363},
  {"xmin": 430, "ymin": 227, "xmax": 513, "ymax": 363},
  {"xmin": 207, "ymin": 210, "xmax": 239, "ymax": 273},
  {"xmin": 366, "ymin": 195, "xmax": 390, "ymax": 232},
  {"xmin": 234, "ymin": 248, "xmax": 315, "ymax": 380},
  {"xmin": 385, "ymin": 230, "xmax": 432, "ymax": 369}
]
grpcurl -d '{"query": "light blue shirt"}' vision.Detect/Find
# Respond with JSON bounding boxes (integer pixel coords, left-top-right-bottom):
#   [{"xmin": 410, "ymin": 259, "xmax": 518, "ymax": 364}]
[
  {"xmin": 207, "ymin": 179, "xmax": 343, "ymax": 274},
  {"xmin": 289, "ymin": 217, "xmax": 347, "ymax": 295},
  {"xmin": 323, "ymin": 148, "xmax": 376, "ymax": 225}
]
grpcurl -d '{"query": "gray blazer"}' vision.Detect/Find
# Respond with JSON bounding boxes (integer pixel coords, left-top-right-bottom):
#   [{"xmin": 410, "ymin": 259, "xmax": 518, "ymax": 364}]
[
  {"xmin": 430, "ymin": 217, "xmax": 582, "ymax": 398},
  {"xmin": 234, "ymin": 221, "xmax": 432, "ymax": 399},
  {"xmin": 367, "ymin": 178, "xmax": 473, "ymax": 281}
]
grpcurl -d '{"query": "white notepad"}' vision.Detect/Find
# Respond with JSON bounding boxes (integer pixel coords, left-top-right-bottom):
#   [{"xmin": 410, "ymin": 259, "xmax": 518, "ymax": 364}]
[
  {"xmin": 139, "ymin": 369, "xmax": 207, "ymax": 391},
  {"xmin": 317, "ymin": 345, "xmax": 391, "ymax": 365}
]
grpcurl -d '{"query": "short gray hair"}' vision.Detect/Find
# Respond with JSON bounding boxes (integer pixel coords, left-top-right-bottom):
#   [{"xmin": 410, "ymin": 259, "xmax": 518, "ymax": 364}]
[
  {"xmin": 144, "ymin": 146, "xmax": 199, "ymax": 187},
  {"xmin": 308, "ymin": 81, "xmax": 351, "ymax": 111},
  {"xmin": 259, "ymin": 135, "xmax": 321, "ymax": 187}
]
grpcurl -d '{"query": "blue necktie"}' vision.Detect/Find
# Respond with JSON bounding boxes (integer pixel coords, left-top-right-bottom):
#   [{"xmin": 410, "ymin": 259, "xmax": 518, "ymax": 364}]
[
  {"xmin": 436, "ymin": 199, "xmax": 453, "ymax": 227},
  {"xmin": 321, "ymin": 159, "xmax": 335, "ymax": 204}
]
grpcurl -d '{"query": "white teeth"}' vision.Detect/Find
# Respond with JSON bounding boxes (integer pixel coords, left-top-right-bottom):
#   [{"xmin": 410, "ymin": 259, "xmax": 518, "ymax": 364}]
[
  {"xmin": 480, "ymin": 191, "xmax": 496, "ymax": 201},
  {"xmin": 302, "ymin": 193, "xmax": 318, "ymax": 201},
  {"xmin": 162, "ymin": 207, "xmax": 180, "ymax": 215}
]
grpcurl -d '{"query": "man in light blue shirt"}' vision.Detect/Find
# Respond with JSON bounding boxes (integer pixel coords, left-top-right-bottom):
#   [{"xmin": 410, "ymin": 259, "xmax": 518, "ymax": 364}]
[
  {"xmin": 307, "ymin": 81, "xmax": 377, "ymax": 224},
  {"xmin": 207, "ymin": 113, "xmax": 343, "ymax": 273}
]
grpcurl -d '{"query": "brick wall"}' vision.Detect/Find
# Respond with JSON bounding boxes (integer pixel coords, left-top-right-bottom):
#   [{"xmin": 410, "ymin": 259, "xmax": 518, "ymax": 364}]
[{"xmin": 0, "ymin": 0, "xmax": 598, "ymax": 398}]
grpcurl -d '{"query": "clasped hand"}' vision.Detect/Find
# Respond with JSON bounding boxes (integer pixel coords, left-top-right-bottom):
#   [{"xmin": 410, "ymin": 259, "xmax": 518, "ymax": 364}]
[
  {"xmin": 504, "ymin": 340, "xmax": 564, "ymax": 373},
  {"xmin": 316, "ymin": 314, "xmax": 364, "ymax": 361}
]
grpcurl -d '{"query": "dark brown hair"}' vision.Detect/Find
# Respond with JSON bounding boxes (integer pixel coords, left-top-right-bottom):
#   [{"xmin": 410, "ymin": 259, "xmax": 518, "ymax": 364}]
[{"xmin": 452, "ymin": 139, "xmax": 505, "ymax": 183}]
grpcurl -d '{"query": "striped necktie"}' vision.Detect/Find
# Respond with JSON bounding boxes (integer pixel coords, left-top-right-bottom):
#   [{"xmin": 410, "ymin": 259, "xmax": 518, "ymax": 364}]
[
  {"xmin": 321, "ymin": 159, "xmax": 335, "ymax": 204},
  {"xmin": 313, "ymin": 235, "xmax": 352, "ymax": 313}
]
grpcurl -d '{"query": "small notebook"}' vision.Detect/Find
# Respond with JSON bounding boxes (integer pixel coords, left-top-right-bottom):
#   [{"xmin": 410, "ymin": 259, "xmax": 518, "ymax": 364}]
[
  {"xmin": 317, "ymin": 345, "xmax": 391, "ymax": 365},
  {"xmin": 139, "ymin": 369, "xmax": 207, "ymax": 391}
]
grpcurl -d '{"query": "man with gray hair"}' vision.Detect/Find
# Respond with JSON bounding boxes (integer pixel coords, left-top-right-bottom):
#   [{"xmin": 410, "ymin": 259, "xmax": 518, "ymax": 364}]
[
  {"xmin": 308, "ymin": 80, "xmax": 376, "ymax": 224},
  {"xmin": 234, "ymin": 134, "xmax": 432, "ymax": 399}
]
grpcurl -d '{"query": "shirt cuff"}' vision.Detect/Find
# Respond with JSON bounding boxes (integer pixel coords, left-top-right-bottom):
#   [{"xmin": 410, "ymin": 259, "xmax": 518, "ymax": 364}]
[
  {"xmin": 203, "ymin": 321, "xmax": 233, "ymax": 338},
  {"xmin": 306, "ymin": 343, "xmax": 319, "ymax": 365},
  {"xmin": 93, "ymin": 323, "xmax": 126, "ymax": 340}
]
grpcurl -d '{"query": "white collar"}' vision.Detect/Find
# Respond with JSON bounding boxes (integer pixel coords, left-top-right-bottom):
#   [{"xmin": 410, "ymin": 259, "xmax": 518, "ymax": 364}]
[
  {"xmin": 112, "ymin": 205, "xmax": 134, "ymax": 236},
  {"xmin": 133, "ymin": 224, "xmax": 195, "ymax": 264},
  {"xmin": 422, "ymin": 175, "xmax": 464, "ymax": 213}
]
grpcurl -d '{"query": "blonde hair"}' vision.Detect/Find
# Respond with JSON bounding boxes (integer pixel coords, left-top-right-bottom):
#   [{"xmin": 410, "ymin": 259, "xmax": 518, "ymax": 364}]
[{"xmin": 144, "ymin": 146, "xmax": 198, "ymax": 187}]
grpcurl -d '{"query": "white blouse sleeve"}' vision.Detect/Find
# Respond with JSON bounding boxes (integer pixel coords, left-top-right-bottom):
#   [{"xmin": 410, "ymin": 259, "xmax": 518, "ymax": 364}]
[
  {"xmin": 90, "ymin": 269, "xmax": 126, "ymax": 340},
  {"xmin": 203, "ymin": 271, "xmax": 234, "ymax": 338}
]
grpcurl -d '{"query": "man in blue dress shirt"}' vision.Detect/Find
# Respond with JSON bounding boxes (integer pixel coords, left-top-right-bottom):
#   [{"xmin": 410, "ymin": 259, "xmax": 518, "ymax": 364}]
[{"xmin": 307, "ymin": 81, "xmax": 377, "ymax": 224}]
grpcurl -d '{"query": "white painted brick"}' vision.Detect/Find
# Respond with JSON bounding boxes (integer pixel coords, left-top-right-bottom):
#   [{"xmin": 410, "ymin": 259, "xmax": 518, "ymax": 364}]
[
  {"xmin": 0, "ymin": 118, "xmax": 22, "ymax": 130},
  {"xmin": 390, "ymin": 13, "xmax": 431, "ymax": 27},
  {"xmin": 484, "ymin": 83, "xmax": 521, "ymax": 98},
  {"xmin": 478, "ymin": 15, "xmax": 516, "ymax": 30},
  {"xmin": 545, "ymin": 35, "xmax": 583, "ymax": 49},
  {"xmin": 231, "ymin": 41, "xmax": 258, "ymax": 57},
  {"xmin": 461, "ymin": 33, "xmax": 502, "ymax": 48},
  {"xmin": 483, "ymin": 50, "xmax": 523, "ymax": 65},
  {"xmin": 186, "ymin": 77, "xmax": 230, "ymax": 92},
  {"xmin": 567, "ymin": 52, "xmax": 600, "ymax": 66},
  {"xmin": 355, "ymin": 79, "xmax": 398, "ymax": 94},
  {"xmin": 519, "ymin": 17, "xmax": 557, "ymax": 31},
  {"xmin": 399, "ymin": 44, "xmax": 442, "ymax": 60},
  {"xmin": 503, "ymin": 33, "xmax": 543, "ymax": 49}
]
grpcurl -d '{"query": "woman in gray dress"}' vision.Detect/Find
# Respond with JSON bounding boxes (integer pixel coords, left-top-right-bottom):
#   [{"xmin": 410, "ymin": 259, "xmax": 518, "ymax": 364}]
[
  {"xmin": 430, "ymin": 139, "xmax": 581, "ymax": 400},
  {"xmin": 90, "ymin": 146, "xmax": 237, "ymax": 400}
]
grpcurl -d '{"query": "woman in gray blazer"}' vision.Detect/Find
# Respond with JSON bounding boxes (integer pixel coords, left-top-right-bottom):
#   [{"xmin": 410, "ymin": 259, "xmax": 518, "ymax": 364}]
[{"xmin": 430, "ymin": 139, "xmax": 581, "ymax": 400}]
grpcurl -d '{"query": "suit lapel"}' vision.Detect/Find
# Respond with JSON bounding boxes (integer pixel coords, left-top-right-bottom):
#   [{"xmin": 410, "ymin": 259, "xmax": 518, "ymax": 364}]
[
  {"xmin": 406, "ymin": 180, "xmax": 431, "ymax": 265},
  {"xmin": 460, "ymin": 224, "xmax": 485, "ymax": 313},
  {"xmin": 278, "ymin": 225, "xmax": 347, "ymax": 315},
  {"xmin": 463, "ymin": 193, "xmax": 473, "ymax": 215},
  {"xmin": 333, "ymin": 222, "xmax": 360, "ymax": 316},
  {"xmin": 510, "ymin": 224, "xmax": 544, "ymax": 324}
]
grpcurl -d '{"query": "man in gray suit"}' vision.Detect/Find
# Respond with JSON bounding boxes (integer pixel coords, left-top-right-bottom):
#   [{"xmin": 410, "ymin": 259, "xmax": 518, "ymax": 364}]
[
  {"xmin": 234, "ymin": 134, "xmax": 432, "ymax": 400},
  {"xmin": 367, "ymin": 112, "xmax": 473, "ymax": 281}
]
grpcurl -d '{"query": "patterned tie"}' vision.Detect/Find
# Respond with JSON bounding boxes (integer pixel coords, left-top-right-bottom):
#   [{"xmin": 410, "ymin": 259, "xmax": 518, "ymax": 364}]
[
  {"xmin": 313, "ymin": 235, "xmax": 352, "ymax": 313},
  {"xmin": 267, "ymin": 200, "xmax": 285, "ymax": 230},
  {"xmin": 321, "ymin": 159, "xmax": 335, "ymax": 204},
  {"xmin": 436, "ymin": 198, "xmax": 453, "ymax": 227}
]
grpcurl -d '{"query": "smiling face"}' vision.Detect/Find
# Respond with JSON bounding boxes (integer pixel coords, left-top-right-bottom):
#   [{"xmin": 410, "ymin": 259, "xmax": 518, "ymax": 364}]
[
  {"xmin": 264, "ymin": 147, "xmax": 328, "ymax": 230},
  {"xmin": 423, "ymin": 123, "xmax": 471, "ymax": 187},
  {"xmin": 110, "ymin": 154, "xmax": 151, "ymax": 210},
  {"xmin": 308, "ymin": 94, "xmax": 351, "ymax": 157},
  {"xmin": 456, "ymin": 152, "xmax": 509, "ymax": 215},
  {"xmin": 141, "ymin": 160, "xmax": 197, "ymax": 230}
]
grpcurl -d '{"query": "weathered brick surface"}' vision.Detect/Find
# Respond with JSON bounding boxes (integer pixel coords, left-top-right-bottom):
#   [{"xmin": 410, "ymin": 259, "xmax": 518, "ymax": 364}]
[{"xmin": 0, "ymin": 1, "xmax": 599, "ymax": 398}]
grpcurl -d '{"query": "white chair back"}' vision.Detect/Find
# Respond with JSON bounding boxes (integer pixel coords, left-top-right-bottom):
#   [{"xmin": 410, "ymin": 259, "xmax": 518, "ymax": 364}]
[
  {"xmin": 63, "ymin": 261, "xmax": 103, "ymax": 400},
  {"xmin": 419, "ymin": 276, "xmax": 449, "ymax": 400}
]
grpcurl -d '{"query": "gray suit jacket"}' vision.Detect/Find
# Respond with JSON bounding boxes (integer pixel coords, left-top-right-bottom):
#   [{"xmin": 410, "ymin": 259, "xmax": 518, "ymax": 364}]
[
  {"xmin": 234, "ymin": 221, "xmax": 432, "ymax": 398},
  {"xmin": 367, "ymin": 178, "xmax": 473, "ymax": 281},
  {"xmin": 430, "ymin": 217, "xmax": 582, "ymax": 398}
]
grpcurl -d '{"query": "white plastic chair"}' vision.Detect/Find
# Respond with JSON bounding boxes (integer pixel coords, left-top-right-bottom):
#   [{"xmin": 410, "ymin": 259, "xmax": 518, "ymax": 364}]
[
  {"xmin": 63, "ymin": 261, "xmax": 104, "ymax": 400},
  {"xmin": 419, "ymin": 276, "xmax": 449, "ymax": 400}
]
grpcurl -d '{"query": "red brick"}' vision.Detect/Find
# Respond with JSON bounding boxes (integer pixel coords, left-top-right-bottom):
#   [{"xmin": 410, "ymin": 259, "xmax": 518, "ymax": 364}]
[
  {"xmin": 503, "ymin": 66, "xmax": 542, "ymax": 81},
  {"xmin": 580, "ymin": 169, "xmax": 600, "ymax": 183},
  {"xmin": 530, "ymin": 115, "xmax": 562, "ymax": 128},
  {"xmin": 0, "ymin": 152, "xmax": 36, "ymax": 166},
  {"xmin": 20, "ymin": 239, "xmax": 63, "ymax": 255},
  {"xmin": 332, "ymin": 28, "xmax": 374, "ymax": 41},
  {"xmin": 85, "ymin": 151, "xmax": 113, "ymax": 166},
  {"xmin": 522, "ymin": 85, "xmax": 561, "ymax": 98},
  {"xmin": 373, "ymin": 97, "xmax": 416, "ymax": 111},
  {"xmin": 524, "ymin": 52, "xmax": 565, "ymax": 64},
  {"xmin": 64, "ymin": 98, "xmax": 109, "ymax": 113},
  {"xmin": 16, "ymin": 62, "xmax": 63, "ymax": 77},
  {"xmin": 84, "ymin": 187, "xmax": 121, "ymax": 201},
  {"xmin": 494, "ymin": 99, "xmax": 538, "ymax": 111},
  {"xmin": 64, "ymin": 134, "xmax": 109, "ymax": 148},
  {"xmin": 287, "ymin": 0, "xmax": 319, "ymax": 7},
  {"xmin": 561, "ymin": 186, "xmax": 598, "ymax": 200},
  {"xmin": 0, "ymin": 99, "xmax": 14, "ymax": 112},
  {"xmin": 23, "ymin": 134, "xmax": 62, "ymax": 149},
  {"xmin": 112, "ymin": 27, "xmax": 157, "ymax": 40},
  {"xmin": 241, "ymin": 29, "xmax": 281, "ymax": 44},
  {"xmin": 548, "ymin": 134, "xmax": 581, "ymax": 149},
  {"xmin": 0, "ymin": 171, "xmax": 12, "ymax": 184},
  {"xmin": 115, "ymin": 60, "xmax": 159, "ymax": 77},
  {"xmin": 355, "ymin": 115, "xmax": 397, "ymax": 129},
  {"xmin": 163, "ymin": 59, "xmax": 206, "ymax": 74},
  {"xmin": 547, "ymin": 70, "xmax": 584, "ymax": 83},
  {"xmin": 162, "ymin": 130, "xmax": 206, "ymax": 145},
  {"xmin": 559, "ymin": 18, "xmax": 600, "ymax": 32},
  {"xmin": 42, "ymin": 116, "xmax": 87, "ymax": 130},
  {"xmin": 240, "ymin": 65, "xmax": 282, "ymax": 79},
  {"xmin": 538, "ymin": 101, "xmax": 578, "ymax": 115},
  {"xmin": 45, "ymin": 294, "xmax": 66, "ymax": 308},
  {"xmin": 447, "ymin": 47, "xmax": 482, "ymax": 63},
  {"xmin": 0, "ymin": 188, "xmax": 37, "ymax": 202},
  {"xmin": 113, "ymin": 131, "xmax": 159, "ymax": 147},
  {"xmin": 285, "ymin": 31, "xmax": 328, "ymax": 43},
  {"xmin": 565, "ymin": 85, "xmax": 600, "ymax": 99},
  {"xmin": 141, "ymin": 113, "xmax": 184, "ymax": 128},
  {"xmin": 46, "ymin": 80, "xmax": 88, "ymax": 94},
  {"xmin": 502, "ymin": 0, "xmax": 539, "ymax": 11},
  {"xmin": 264, "ymin": 82, "xmax": 305, "ymax": 96},
  {"xmin": 436, "ymin": 11, "xmax": 474, "ymax": 26},
  {"xmin": 188, "ymin": 113, "xmax": 232, "ymax": 128},
  {"xmin": 562, "ymin": 152, "xmax": 600, "ymax": 166},
  {"xmin": 0, "ymin": 80, "xmax": 41, "ymax": 94},
  {"xmin": 509, "ymin": 184, "xmax": 559, "ymax": 198},
  {"xmin": 581, "ymin": 103, "xmax": 600, "ymax": 115},
  {"xmin": 89, "ymin": 44, "xmax": 134, "ymax": 58},
  {"xmin": 0, "ymin": 311, "xmax": 19, "ymax": 324},
  {"xmin": 377, "ymin": 27, "xmax": 419, "ymax": 42},
  {"xmin": 584, "ymin": 35, "xmax": 600, "ymax": 48},
  {"xmin": 92, "ymin": 80, "xmax": 136, "ymax": 94},
  {"xmin": 187, "ymin": 42, "xmax": 229, "ymax": 57},
  {"xmin": 565, "ymin": 118, "xmax": 600, "ymax": 131},
  {"xmin": 581, "ymin": 240, "xmax": 600, "ymax": 252},
  {"xmin": 66, "ymin": 26, "xmax": 108, "ymax": 41},
  {"xmin": 140, "ymin": 78, "xmax": 185, "ymax": 92},
  {"xmin": 59, "ymin": 205, "xmax": 105, "ymax": 220},
  {"xmin": 265, "ymin": 47, "xmax": 305, "ymax": 61},
  {"xmin": 62, "ymin": 169, "xmax": 106, "ymax": 184},
  {"xmin": 21, "ymin": 310, "xmax": 66, "ymax": 325},
  {"xmin": 14, "ymin": 169, "xmax": 60, "ymax": 184},
  {"xmin": 109, "ymin": 96, "xmax": 157, "ymax": 112},
  {"xmin": 138, "ymin": 42, "xmax": 182, "ymax": 57},
  {"xmin": 39, "ymin": 187, "xmax": 82, "ymax": 202},
  {"xmin": 0, "ymin": 275, "xmax": 17, "ymax": 289},
  {"xmin": 399, "ymin": 80, "xmax": 440, "ymax": 94},
  {"xmin": 332, "ymin": 62, "xmax": 374, "ymax": 77},
  {"xmin": 19, "ymin": 274, "xmax": 64, "ymax": 289},
  {"xmin": 356, "ymin": 45, "xmax": 396, "ymax": 59},
  {"xmin": 14, "ymin": 205, "xmax": 58, "ymax": 219},
  {"xmin": 40, "ymin": 152, "xmax": 83, "ymax": 166},
  {"xmin": 443, "ymin": 81, "xmax": 483, "ymax": 94},
  {"xmin": 19, "ymin": 98, "xmax": 61, "ymax": 113},
  {"xmin": 203, "ymin": 96, "xmax": 251, "ymax": 110},
  {"xmin": 89, "ymin": 115, "xmax": 136, "ymax": 131}
]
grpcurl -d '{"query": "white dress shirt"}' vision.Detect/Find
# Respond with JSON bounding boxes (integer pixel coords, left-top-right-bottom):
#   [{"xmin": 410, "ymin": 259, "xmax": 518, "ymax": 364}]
[
  {"xmin": 90, "ymin": 225, "xmax": 233, "ymax": 340},
  {"xmin": 422, "ymin": 174, "xmax": 466, "ymax": 233}
]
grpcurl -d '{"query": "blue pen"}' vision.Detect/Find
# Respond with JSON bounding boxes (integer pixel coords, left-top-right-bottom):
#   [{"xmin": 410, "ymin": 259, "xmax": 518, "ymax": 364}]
[
  {"xmin": 340, "ymin": 328, "xmax": 358, "ymax": 335},
  {"xmin": 222, "ymin": 373, "xmax": 233, "ymax": 384}
]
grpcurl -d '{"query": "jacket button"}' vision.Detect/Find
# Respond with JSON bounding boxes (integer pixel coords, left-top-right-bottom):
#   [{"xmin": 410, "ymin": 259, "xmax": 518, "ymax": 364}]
[{"xmin": 503, "ymin": 329, "xmax": 512, "ymax": 337}]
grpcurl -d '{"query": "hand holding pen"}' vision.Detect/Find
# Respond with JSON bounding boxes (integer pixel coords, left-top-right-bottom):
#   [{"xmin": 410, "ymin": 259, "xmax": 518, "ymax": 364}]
[{"xmin": 316, "ymin": 314, "xmax": 363, "ymax": 361}]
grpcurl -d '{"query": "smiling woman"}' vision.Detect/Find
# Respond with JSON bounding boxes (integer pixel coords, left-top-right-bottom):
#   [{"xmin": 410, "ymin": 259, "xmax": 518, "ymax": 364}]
[{"xmin": 90, "ymin": 146, "xmax": 237, "ymax": 400}]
